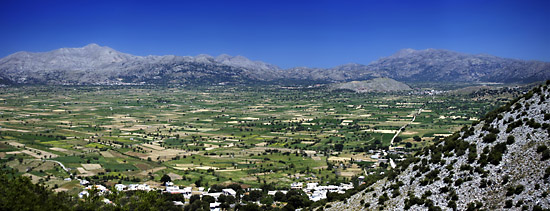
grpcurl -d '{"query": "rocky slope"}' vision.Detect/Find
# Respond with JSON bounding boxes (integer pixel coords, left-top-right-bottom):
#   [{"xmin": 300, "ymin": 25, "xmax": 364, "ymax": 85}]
[
  {"xmin": 332, "ymin": 78, "xmax": 411, "ymax": 93},
  {"xmin": 325, "ymin": 82, "xmax": 550, "ymax": 210},
  {"xmin": 0, "ymin": 44, "xmax": 549, "ymax": 85}
]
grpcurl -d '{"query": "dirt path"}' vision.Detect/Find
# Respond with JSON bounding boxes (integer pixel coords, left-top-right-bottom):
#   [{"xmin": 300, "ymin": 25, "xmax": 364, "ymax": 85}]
[
  {"xmin": 388, "ymin": 105, "xmax": 425, "ymax": 168},
  {"xmin": 37, "ymin": 159, "xmax": 70, "ymax": 173},
  {"xmin": 389, "ymin": 107, "xmax": 424, "ymax": 146}
]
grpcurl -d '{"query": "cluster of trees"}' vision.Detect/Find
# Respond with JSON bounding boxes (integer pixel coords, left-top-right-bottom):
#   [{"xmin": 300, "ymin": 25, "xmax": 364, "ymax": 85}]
[
  {"xmin": 0, "ymin": 169, "xmax": 180, "ymax": 210},
  {"xmin": 478, "ymin": 142, "xmax": 507, "ymax": 166},
  {"xmin": 182, "ymin": 188, "xmax": 312, "ymax": 211},
  {"xmin": 0, "ymin": 169, "xmax": 75, "ymax": 210}
]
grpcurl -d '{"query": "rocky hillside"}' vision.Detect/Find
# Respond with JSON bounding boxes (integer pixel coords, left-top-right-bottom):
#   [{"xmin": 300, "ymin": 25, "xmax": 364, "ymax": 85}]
[
  {"xmin": 331, "ymin": 78, "xmax": 411, "ymax": 93},
  {"xmin": 0, "ymin": 44, "xmax": 549, "ymax": 85},
  {"xmin": 326, "ymin": 82, "xmax": 550, "ymax": 210}
]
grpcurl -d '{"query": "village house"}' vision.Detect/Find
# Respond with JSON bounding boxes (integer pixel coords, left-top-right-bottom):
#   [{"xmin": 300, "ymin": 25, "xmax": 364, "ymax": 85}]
[
  {"xmin": 291, "ymin": 182, "xmax": 303, "ymax": 189},
  {"xmin": 222, "ymin": 188, "xmax": 237, "ymax": 197}
]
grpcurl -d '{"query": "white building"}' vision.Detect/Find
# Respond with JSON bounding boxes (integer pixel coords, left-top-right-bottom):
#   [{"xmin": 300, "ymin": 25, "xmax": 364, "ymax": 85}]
[
  {"xmin": 102, "ymin": 198, "xmax": 113, "ymax": 204},
  {"xmin": 210, "ymin": 202, "xmax": 221, "ymax": 211},
  {"xmin": 79, "ymin": 179, "xmax": 89, "ymax": 185},
  {"xmin": 182, "ymin": 187, "xmax": 193, "ymax": 199},
  {"xmin": 222, "ymin": 188, "xmax": 237, "ymax": 197},
  {"xmin": 309, "ymin": 190, "xmax": 327, "ymax": 201},
  {"xmin": 166, "ymin": 186, "xmax": 186, "ymax": 194},
  {"xmin": 78, "ymin": 191, "xmax": 89, "ymax": 198},
  {"xmin": 340, "ymin": 183, "xmax": 353, "ymax": 191},
  {"xmin": 115, "ymin": 184, "xmax": 127, "ymax": 192},
  {"xmin": 85, "ymin": 184, "xmax": 108, "ymax": 192},
  {"xmin": 291, "ymin": 182, "xmax": 303, "ymax": 189},
  {"xmin": 267, "ymin": 190, "xmax": 288, "ymax": 196},
  {"xmin": 306, "ymin": 183, "xmax": 318, "ymax": 191},
  {"xmin": 204, "ymin": 192, "xmax": 223, "ymax": 200},
  {"xmin": 128, "ymin": 184, "xmax": 151, "ymax": 191}
]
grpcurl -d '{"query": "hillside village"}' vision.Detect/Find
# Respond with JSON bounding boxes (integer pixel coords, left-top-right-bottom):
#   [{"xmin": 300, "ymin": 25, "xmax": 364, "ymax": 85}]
[{"xmin": 78, "ymin": 179, "xmax": 355, "ymax": 210}]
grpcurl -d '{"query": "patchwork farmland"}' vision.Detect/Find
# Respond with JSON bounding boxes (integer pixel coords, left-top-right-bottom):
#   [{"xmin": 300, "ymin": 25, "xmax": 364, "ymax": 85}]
[{"xmin": 0, "ymin": 85, "xmax": 511, "ymax": 194}]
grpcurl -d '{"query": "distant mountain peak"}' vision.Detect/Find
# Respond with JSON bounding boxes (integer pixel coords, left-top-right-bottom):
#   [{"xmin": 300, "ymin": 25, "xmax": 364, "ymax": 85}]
[
  {"xmin": 390, "ymin": 48, "xmax": 454, "ymax": 58},
  {"xmin": 398, "ymin": 48, "xmax": 417, "ymax": 53},
  {"xmin": 58, "ymin": 43, "xmax": 113, "ymax": 52},
  {"xmin": 215, "ymin": 54, "xmax": 250, "ymax": 63},
  {"xmin": 215, "ymin": 54, "xmax": 232, "ymax": 60},
  {"xmin": 390, "ymin": 48, "xmax": 418, "ymax": 58},
  {"xmin": 83, "ymin": 43, "xmax": 101, "ymax": 48}
]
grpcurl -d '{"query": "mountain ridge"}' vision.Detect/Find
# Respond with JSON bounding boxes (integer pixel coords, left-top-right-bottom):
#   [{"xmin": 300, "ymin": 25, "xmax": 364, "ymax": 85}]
[{"xmin": 0, "ymin": 44, "xmax": 549, "ymax": 85}]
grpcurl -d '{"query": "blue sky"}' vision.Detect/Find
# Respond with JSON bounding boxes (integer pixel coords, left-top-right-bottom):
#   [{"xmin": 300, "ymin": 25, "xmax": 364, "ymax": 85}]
[{"xmin": 1, "ymin": 0, "xmax": 549, "ymax": 68}]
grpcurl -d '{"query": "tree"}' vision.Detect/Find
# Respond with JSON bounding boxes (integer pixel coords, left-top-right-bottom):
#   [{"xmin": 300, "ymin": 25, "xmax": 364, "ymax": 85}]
[
  {"xmin": 274, "ymin": 191, "xmax": 287, "ymax": 202},
  {"xmin": 482, "ymin": 133, "xmax": 497, "ymax": 143},
  {"xmin": 160, "ymin": 174, "xmax": 171, "ymax": 185},
  {"xmin": 394, "ymin": 136, "xmax": 402, "ymax": 143},
  {"xmin": 243, "ymin": 190, "xmax": 262, "ymax": 202},
  {"xmin": 506, "ymin": 135, "xmax": 515, "ymax": 145},
  {"xmin": 260, "ymin": 196, "xmax": 274, "ymax": 205},
  {"xmin": 238, "ymin": 203, "xmax": 261, "ymax": 211},
  {"xmin": 202, "ymin": 195, "xmax": 216, "ymax": 203},
  {"xmin": 194, "ymin": 177, "xmax": 203, "ymax": 187},
  {"xmin": 285, "ymin": 190, "xmax": 311, "ymax": 208},
  {"xmin": 218, "ymin": 194, "xmax": 235, "ymax": 204},
  {"xmin": 0, "ymin": 171, "xmax": 74, "ymax": 210},
  {"xmin": 335, "ymin": 143, "xmax": 344, "ymax": 152},
  {"xmin": 189, "ymin": 194, "xmax": 201, "ymax": 204}
]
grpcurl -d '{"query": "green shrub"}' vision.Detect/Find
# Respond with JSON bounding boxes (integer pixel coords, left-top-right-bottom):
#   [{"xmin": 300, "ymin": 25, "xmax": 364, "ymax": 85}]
[
  {"xmin": 504, "ymin": 200, "xmax": 513, "ymax": 208},
  {"xmin": 487, "ymin": 143, "xmax": 507, "ymax": 165},
  {"xmin": 544, "ymin": 166, "xmax": 550, "ymax": 179},
  {"xmin": 378, "ymin": 193, "xmax": 389, "ymax": 205},
  {"xmin": 483, "ymin": 133, "xmax": 497, "ymax": 143},
  {"xmin": 506, "ymin": 135, "xmax": 515, "ymax": 145},
  {"xmin": 514, "ymin": 185, "xmax": 524, "ymax": 194},
  {"xmin": 506, "ymin": 186, "xmax": 515, "ymax": 196},
  {"xmin": 506, "ymin": 120, "xmax": 523, "ymax": 133},
  {"xmin": 448, "ymin": 200, "xmax": 457, "ymax": 210},
  {"xmin": 541, "ymin": 149, "xmax": 550, "ymax": 161},
  {"xmin": 454, "ymin": 178, "xmax": 463, "ymax": 186},
  {"xmin": 537, "ymin": 145, "xmax": 548, "ymax": 153}
]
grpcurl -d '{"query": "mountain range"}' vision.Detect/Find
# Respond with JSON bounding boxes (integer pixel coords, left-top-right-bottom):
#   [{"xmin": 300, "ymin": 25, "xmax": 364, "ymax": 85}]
[{"xmin": 0, "ymin": 44, "xmax": 549, "ymax": 85}]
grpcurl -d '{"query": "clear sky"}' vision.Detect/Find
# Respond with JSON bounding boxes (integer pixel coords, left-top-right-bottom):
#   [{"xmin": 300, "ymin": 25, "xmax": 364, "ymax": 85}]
[{"xmin": 1, "ymin": 0, "xmax": 549, "ymax": 68}]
